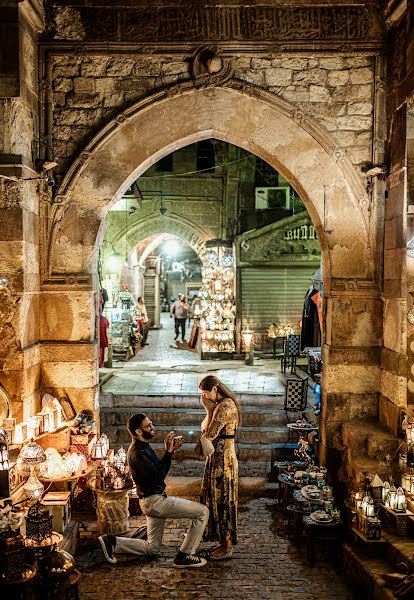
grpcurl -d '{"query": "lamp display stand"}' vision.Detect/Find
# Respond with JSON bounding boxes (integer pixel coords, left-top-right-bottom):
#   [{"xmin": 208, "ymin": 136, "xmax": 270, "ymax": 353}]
[
  {"xmin": 199, "ymin": 240, "xmax": 236, "ymax": 359},
  {"xmin": 87, "ymin": 479, "xmax": 133, "ymax": 535}
]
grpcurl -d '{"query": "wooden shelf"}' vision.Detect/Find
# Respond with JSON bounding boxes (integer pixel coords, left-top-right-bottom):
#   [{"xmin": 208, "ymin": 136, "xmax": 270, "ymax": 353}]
[{"xmin": 352, "ymin": 527, "xmax": 385, "ymax": 543}]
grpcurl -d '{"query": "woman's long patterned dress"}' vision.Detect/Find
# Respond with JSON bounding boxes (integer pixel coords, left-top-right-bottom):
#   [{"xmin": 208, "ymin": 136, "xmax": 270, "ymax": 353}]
[{"xmin": 200, "ymin": 398, "xmax": 239, "ymax": 546}]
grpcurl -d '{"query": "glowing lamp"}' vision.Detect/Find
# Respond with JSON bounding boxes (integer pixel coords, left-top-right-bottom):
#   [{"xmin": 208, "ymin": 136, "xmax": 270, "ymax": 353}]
[
  {"xmin": 389, "ymin": 485, "xmax": 398, "ymax": 510},
  {"xmin": 382, "ymin": 480, "xmax": 390, "ymax": 503},
  {"xmin": 107, "ymin": 251, "xmax": 122, "ymax": 274},
  {"xmin": 16, "ymin": 440, "xmax": 47, "ymax": 500},
  {"xmin": 241, "ymin": 329, "xmax": 254, "ymax": 352},
  {"xmin": 395, "ymin": 486, "xmax": 407, "ymax": 512},
  {"xmin": 361, "ymin": 494, "xmax": 375, "ymax": 517}
]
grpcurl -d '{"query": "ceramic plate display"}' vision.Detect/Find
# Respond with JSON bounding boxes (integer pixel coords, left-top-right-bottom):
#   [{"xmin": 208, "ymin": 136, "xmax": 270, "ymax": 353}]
[
  {"xmin": 301, "ymin": 485, "xmax": 320, "ymax": 499},
  {"xmin": 310, "ymin": 510, "xmax": 333, "ymax": 523}
]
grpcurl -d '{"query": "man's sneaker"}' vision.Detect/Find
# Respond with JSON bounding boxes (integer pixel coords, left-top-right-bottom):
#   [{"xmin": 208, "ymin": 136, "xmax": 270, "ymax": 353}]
[
  {"xmin": 98, "ymin": 535, "xmax": 117, "ymax": 564},
  {"xmin": 173, "ymin": 554, "xmax": 207, "ymax": 568}
]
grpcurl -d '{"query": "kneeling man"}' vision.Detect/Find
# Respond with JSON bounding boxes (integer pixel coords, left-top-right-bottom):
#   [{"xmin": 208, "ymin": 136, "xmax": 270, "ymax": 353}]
[{"xmin": 99, "ymin": 413, "xmax": 209, "ymax": 568}]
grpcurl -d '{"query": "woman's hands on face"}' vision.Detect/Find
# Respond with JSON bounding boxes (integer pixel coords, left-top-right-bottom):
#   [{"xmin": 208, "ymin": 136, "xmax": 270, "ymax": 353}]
[{"xmin": 200, "ymin": 393, "xmax": 215, "ymax": 413}]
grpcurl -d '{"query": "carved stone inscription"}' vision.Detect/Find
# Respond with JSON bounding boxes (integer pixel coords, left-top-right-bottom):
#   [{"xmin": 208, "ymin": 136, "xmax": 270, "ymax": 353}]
[{"xmin": 48, "ymin": 4, "xmax": 381, "ymax": 43}]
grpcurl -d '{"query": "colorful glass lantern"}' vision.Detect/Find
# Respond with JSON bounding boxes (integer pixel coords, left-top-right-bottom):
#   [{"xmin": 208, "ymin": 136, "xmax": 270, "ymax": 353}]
[{"xmin": 0, "ymin": 430, "xmax": 9, "ymax": 470}]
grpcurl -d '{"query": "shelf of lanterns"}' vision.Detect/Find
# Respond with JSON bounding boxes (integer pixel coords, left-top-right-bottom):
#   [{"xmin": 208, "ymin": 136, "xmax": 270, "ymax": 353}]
[
  {"xmin": 199, "ymin": 240, "xmax": 236, "ymax": 357},
  {"xmin": 90, "ymin": 434, "xmax": 132, "ymax": 491},
  {"xmin": 2, "ymin": 394, "xmax": 66, "ymax": 449}
]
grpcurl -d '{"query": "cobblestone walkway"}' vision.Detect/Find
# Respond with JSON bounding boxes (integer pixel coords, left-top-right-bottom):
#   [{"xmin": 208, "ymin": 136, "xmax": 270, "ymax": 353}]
[{"xmin": 76, "ymin": 498, "xmax": 356, "ymax": 600}]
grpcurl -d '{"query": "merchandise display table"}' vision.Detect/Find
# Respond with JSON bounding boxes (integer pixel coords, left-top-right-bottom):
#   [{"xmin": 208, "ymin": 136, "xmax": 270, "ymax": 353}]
[
  {"xmin": 87, "ymin": 479, "xmax": 134, "ymax": 535},
  {"xmin": 0, "ymin": 565, "xmax": 37, "ymax": 600},
  {"xmin": 303, "ymin": 516, "xmax": 343, "ymax": 566}
]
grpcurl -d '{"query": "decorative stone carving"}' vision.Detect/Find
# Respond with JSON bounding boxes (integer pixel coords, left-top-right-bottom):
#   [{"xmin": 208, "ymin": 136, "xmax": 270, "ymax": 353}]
[
  {"xmin": 191, "ymin": 45, "xmax": 234, "ymax": 86},
  {"xmin": 45, "ymin": 4, "xmax": 383, "ymax": 47},
  {"xmin": 239, "ymin": 214, "xmax": 320, "ymax": 263}
]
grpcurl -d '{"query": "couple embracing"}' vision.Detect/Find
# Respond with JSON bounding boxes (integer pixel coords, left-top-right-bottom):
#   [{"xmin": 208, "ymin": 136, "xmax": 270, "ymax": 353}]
[{"xmin": 99, "ymin": 375, "xmax": 240, "ymax": 568}]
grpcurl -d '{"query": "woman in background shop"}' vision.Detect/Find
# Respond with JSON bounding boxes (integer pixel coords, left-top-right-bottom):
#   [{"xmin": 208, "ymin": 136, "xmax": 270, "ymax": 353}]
[{"xmin": 198, "ymin": 375, "xmax": 240, "ymax": 560}]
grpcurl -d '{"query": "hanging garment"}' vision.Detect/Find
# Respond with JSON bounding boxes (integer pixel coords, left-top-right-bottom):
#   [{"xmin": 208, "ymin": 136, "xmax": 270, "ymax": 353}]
[{"xmin": 300, "ymin": 288, "xmax": 320, "ymax": 350}]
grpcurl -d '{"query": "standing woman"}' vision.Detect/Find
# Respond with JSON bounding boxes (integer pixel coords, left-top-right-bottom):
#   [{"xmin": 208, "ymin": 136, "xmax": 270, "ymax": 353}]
[{"xmin": 198, "ymin": 375, "xmax": 241, "ymax": 560}]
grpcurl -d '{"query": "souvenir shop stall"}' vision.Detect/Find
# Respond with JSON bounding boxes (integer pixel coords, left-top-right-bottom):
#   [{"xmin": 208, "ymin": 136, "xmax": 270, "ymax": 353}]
[
  {"xmin": 110, "ymin": 287, "xmax": 141, "ymax": 360},
  {"xmin": 198, "ymin": 240, "xmax": 237, "ymax": 359},
  {"xmin": 275, "ymin": 434, "xmax": 345, "ymax": 565},
  {"xmin": 0, "ymin": 390, "xmax": 135, "ymax": 597}
]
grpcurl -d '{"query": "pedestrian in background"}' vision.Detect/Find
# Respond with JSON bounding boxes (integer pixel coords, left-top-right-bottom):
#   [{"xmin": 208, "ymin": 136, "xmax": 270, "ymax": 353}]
[{"xmin": 170, "ymin": 294, "xmax": 189, "ymax": 342}]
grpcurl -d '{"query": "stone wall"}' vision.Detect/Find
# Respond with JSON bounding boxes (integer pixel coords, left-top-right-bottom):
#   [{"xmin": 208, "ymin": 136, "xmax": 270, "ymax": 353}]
[
  {"xmin": 0, "ymin": 0, "xmax": 44, "ymax": 422},
  {"xmin": 49, "ymin": 54, "xmax": 375, "ymax": 184}
]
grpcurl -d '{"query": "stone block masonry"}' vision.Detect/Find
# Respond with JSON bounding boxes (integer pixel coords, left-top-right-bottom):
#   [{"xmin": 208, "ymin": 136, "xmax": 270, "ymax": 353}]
[{"xmin": 49, "ymin": 54, "xmax": 374, "ymax": 182}]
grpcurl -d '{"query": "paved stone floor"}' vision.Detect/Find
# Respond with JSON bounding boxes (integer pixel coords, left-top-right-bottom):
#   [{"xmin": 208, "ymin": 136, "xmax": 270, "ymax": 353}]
[
  {"xmin": 76, "ymin": 498, "xmax": 357, "ymax": 600},
  {"xmin": 102, "ymin": 314, "xmax": 293, "ymax": 395}
]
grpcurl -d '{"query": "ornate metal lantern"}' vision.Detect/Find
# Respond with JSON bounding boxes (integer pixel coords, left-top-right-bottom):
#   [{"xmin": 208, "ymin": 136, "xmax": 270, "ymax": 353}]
[{"xmin": 25, "ymin": 502, "xmax": 53, "ymax": 547}]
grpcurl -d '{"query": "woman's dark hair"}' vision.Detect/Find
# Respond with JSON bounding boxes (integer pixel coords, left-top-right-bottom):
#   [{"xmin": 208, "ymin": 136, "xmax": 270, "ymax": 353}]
[
  {"xmin": 138, "ymin": 296, "xmax": 143, "ymax": 303},
  {"xmin": 127, "ymin": 413, "xmax": 147, "ymax": 438},
  {"xmin": 199, "ymin": 375, "xmax": 241, "ymax": 425}
]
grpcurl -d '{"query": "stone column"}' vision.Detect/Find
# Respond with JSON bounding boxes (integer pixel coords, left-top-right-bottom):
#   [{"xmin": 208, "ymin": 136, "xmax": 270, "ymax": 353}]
[
  {"xmin": 320, "ymin": 289, "xmax": 382, "ymax": 472},
  {"xmin": 0, "ymin": 0, "xmax": 44, "ymax": 422}
]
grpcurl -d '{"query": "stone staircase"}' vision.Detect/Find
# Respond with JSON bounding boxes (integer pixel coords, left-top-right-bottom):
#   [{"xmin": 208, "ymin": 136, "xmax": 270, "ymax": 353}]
[
  {"xmin": 338, "ymin": 421, "xmax": 401, "ymax": 487},
  {"xmin": 344, "ymin": 529, "xmax": 414, "ymax": 599},
  {"xmin": 337, "ymin": 420, "xmax": 414, "ymax": 598},
  {"xmin": 99, "ymin": 391, "xmax": 313, "ymax": 498}
]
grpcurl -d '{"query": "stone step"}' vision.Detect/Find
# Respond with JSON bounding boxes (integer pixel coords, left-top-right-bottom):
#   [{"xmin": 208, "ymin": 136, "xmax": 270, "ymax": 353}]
[
  {"xmin": 168, "ymin": 459, "xmax": 269, "ymax": 478},
  {"xmin": 149, "ymin": 442, "xmax": 278, "ymax": 461},
  {"xmin": 101, "ymin": 406, "xmax": 295, "ymax": 428},
  {"xmin": 164, "ymin": 476, "xmax": 277, "ymax": 501},
  {"xmin": 346, "ymin": 457, "xmax": 390, "ymax": 488},
  {"xmin": 343, "ymin": 543, "xmax": 397, "ymax": 599},
  {"xmin": 100, "ymin": 393, "xmax": 285, "ymax": 410},
  {"xmin": 342, "ymin": 422, "xmax": 400, "ymax": 460},
  {"xmin": 106, "ymin": 424, "xmax": 289, "ymax": 446},
  {"xmin": 382, "ymin": 530, "xmax": 414, "ymax": 571}
]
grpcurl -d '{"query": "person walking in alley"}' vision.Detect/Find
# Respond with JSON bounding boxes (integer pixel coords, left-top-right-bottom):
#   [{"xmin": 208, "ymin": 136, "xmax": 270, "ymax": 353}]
[
  {"xmin": 137, "ymin": 296, "xmax": 149, "ymax": 346},
  {"xmin": 170, "ymin": 294, "xmax": 189, "ymax": 342},
  {"xmin": 98, "ymin": 413, "xmax": 209, "ymax": 568}
]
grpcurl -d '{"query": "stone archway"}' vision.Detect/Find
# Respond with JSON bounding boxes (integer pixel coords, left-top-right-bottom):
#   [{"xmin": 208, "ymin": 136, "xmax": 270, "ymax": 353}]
[
  {"xmin": 41, "ymin": 81, "xmax": 383, "ymax": 470},
  {"xmin": 111, "ymin": 214, "xmax": 210, "ymax": 263}
]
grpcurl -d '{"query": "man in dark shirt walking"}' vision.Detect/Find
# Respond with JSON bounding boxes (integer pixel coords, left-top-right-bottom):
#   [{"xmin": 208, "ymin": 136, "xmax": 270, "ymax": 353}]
[{"xmin": 99, "ymin": 413, "xmax": 209, "ymax": 568}]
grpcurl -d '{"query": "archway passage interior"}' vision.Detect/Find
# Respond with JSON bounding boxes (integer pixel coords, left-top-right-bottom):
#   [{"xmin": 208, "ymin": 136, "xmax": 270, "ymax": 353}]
[
  {"xmin": 42, "ymin": 83, "xmax": 380, "ymax": 474},
  {"xmin": 100, "ymin": 138, "xmax": 322, "ymax": 365}
]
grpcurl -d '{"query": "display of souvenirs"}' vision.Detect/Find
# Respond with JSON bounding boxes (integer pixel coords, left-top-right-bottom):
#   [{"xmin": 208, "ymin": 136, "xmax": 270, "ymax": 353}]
[{"xmin": 200, "ymin": 241, "xmax": 236, "ymax": 355}]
